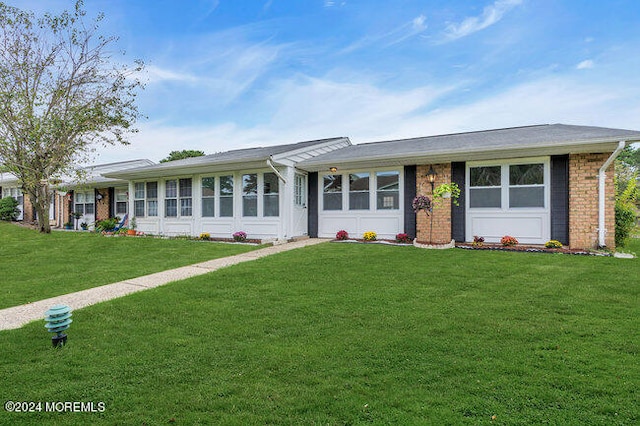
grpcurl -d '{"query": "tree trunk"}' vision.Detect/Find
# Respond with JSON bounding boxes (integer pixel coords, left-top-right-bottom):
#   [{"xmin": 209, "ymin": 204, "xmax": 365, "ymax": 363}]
[{"xmin": 29, "ymin": 184, "xmax": 52, "ymax": 233}]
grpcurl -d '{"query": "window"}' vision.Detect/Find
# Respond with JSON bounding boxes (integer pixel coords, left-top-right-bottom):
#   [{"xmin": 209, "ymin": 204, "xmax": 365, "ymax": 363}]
[
  {"xmin": 349, "ymin": 173, "xmax": 370, "ymax": 210},
  {"xmin": 202, "ymin": 177, "xmax": 215, "ymax": 217},
  {"xmin": 146, "ymin": 182, "xmax": 158, "ymax": 217},
  {"xmin": 165, "ymin": 180, "xmax": 178, "ymax": 217},
  {"xmin": 134, "ymin": 183, "xmax": 145, "ymax": 217},
  {"xmin": 509, "ymin": 163, "xmax": 544, "ymax": 208},
  {"xmin": 115, "ymin": 188, "xmax": 128, "ymax": 216},
  {"xmin": 242, "ymin": 174, "xmax": 258, "ymax": 216},
  {"xmin": 469, "ymin": 166, "xmax": 501, "ymax": 208},
  {"xmin": 74, "ymin": 192, "xmax": 94, "ymax": 215},
  {"xmin": 323, "ymin": 174, "xmax": 342, "ymax": 210},
  {"xmin": 263, "ymin": 172, "xmax": 279, "ymax": 217},
  {"xmin": 469, "ymin": 162, "xmax": 547, "ymax": 209},
  {"xmin": 294, "ymin": 174, "xmax": 306, "ymax": 207},
  {"xmin": 179, "ymin": 178, "xmax": 192, "ymax": 216},
  {"xmin": 377, "ymin": 171, "xmax": 399, "ymax": 209},
  {"xmin": 219, "ymin": 175, "xmax": 233, "ymax": 217}
]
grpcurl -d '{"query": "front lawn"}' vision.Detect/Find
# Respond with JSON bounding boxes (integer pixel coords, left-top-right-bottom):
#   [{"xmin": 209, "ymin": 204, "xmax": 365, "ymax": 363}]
[
  {"xmin": 0, "ymin": 222, "xmax": 260, "ymax": 309},
  {"xmin": 1, "ymin": 240, "xmax": 638, "ymax": 424}
]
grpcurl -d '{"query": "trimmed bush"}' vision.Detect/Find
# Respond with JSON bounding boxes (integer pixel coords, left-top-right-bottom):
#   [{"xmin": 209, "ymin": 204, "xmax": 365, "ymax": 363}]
[{"xmin": 0, "ymin": 197, "xmax": 20, "ymax": 221}]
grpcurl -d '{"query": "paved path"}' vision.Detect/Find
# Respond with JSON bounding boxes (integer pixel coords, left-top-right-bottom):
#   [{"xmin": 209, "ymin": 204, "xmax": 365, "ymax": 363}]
[{"xmin": 0, "ymin": 238, "xmax": 328, "ymax": 331}]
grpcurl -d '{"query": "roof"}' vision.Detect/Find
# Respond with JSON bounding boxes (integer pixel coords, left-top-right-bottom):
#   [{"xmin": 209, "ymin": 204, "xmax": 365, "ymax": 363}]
[
  {"xmin": 298, "ymin": 124, "xmax": 640, "ymax": 171},
  {"xmin": 104, "ymin": 137, "xmax": 350, "ymax": 179}
]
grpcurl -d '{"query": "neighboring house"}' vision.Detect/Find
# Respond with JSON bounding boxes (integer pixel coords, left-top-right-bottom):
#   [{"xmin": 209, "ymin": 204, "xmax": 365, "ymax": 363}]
[
  {"xmin": 59, "ymin": 159, "xmax": 155, "ymax": 228},
  {"xmin": 5, "ymin": 124, "xmax": 640, "ymax": 250},
  {"xmin": 0, "ymin": 173, "xmax": 27, "ymax": 221}
]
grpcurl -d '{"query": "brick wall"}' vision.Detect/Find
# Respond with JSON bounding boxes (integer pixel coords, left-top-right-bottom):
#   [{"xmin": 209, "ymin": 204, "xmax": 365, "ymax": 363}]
[
  {"xmin": 22, "ymin": 194, "xmax": 34, "ymax": 223},
  {"xmin": 96, "ymin": 188, "xmax": 110, "ymax": 221},
  {"xmin": 568, "ymin": 153, "xmax": 615, "ymax": 249},
  {"xmin": 416, "ymin": 164, "xmax": 452, "ymax": 244}
]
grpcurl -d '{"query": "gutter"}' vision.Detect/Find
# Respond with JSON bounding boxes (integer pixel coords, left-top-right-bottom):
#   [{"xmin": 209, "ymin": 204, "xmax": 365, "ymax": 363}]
[
  {"xmin": 267, "ymin": 156, "xmax": 287, "ymax": 184},
  {"xmin": 598, "ymin": 140, "xmax": 626, "ymax": 247}
]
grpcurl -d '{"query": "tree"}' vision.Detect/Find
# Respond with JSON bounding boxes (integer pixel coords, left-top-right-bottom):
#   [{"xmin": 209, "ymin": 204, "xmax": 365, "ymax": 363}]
[
  {"xmin": 0, "ymin": 196, "xmax": 19, "ymax": 221},
  {"xmin": 0, "ymin": 1, "xmax": 143, "ymax": 233},
  {"xmin": 159, "ymin": 150, "xmax": 206, "ymax": 163}
]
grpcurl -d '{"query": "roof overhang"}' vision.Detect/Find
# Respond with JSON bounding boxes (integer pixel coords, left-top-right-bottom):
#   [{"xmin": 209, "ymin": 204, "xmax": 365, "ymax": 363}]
[{"xmin": 298, "ymin": 139, "xmax": 633, "ymax": 172}]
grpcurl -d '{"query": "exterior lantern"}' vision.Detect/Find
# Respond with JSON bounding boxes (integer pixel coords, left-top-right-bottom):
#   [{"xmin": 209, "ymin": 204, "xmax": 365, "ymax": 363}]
[{"xmin": 426, "ymin": 165, "xmax": 437, "ymax": 191}]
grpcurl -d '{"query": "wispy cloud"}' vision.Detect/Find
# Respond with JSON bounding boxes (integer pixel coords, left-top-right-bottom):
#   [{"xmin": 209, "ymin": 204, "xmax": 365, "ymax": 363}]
[
  {"xmin": 576, "ymin": 59, "xmax": 594, "ymax": 70},
  {"xmin": 341, "ymin": 14, "xmax": 428, "ymax": 53},
  {"xmin": 144, "ymin": 65, "xmax": 200, "ymax": 84},
  {"xmin": 442, "ymin": 0, "xmax": 523, "ymax": 42},
  {"xmin": 324, "ymin": 1, "xmax": 346, "ymax": 8}
]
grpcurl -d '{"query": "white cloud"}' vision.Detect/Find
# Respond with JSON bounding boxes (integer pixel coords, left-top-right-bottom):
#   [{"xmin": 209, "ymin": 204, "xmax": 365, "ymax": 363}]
[
  {"xmin": 341, "ymin": 14, "xmax": 428, "ymax": 53},
  {"xmin": 144, "ymin": 65, "xmax": 199, "ymax": 84},
  {"xmin": 442, "ymin": 0, "xmax": 523, "ymax": 42},
  {"xmin": 576, "ymin": 59, "xmax": 594, "ymax": 69}
]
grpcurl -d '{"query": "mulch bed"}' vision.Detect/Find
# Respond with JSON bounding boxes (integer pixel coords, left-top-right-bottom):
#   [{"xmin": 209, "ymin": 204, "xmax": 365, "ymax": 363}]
[{"xmin": 455, "ymin": 243, "xmax": 611, "ymax": 256}]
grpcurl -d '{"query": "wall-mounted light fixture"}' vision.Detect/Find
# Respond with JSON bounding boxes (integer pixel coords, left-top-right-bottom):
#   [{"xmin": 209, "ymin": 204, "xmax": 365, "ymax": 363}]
[
  {"xmin": 329, "ymin": 167, "xmax": 338, "ymax": 173},
  {"xmin": 96, "ymin": 191, "xmax": 106, "ymax": 201},
  {"xmin": 426, "ymin": 165, "xmax": 437, "ymax": 191}
]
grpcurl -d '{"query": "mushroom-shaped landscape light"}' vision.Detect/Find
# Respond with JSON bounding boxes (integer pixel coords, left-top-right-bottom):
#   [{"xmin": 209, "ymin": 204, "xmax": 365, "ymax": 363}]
[{"xmin": 44, "ymin": 304, "xmax": 72, "ymax": 347}]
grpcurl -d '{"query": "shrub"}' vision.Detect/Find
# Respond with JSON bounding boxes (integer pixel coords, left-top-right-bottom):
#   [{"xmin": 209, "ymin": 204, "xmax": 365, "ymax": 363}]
[
  {"xmin": 545, "ymin": 240, "xmax": 563, "ymax": 249},
  {"xmin": 335, "ymin": 230, "xmax": 349, "ymax": 240},
  {"xmin": 615, "ymin": 171, "xmax": 638, "ymax": 247},
  {"xmin": 363, "ymin": 231, "xmax": 377, "ymax": 241},
  {"xmin": 95, "ymin": 217, "xmax": 119, "ymax": 232},
  {"xmin": 0, "ymin": 197, "xmax": 20, "ymax": 221},
  {"xmin": 500, "ymin": 235, "xmax": 518, "ymax": 246},
  {"xmin": 395, "ymin": 233, "xmax": 412, "ymax": 244},
  {"xmin": 472, "ymin": 235, "xmax": 485, "ymax": 247},
  {"xmin": 200, "ymin": 232, "xmax": 211, "ymax": 241},
  {"xmin": 233, "ymin": 231, "xmax": 247, "ymax": 242}
]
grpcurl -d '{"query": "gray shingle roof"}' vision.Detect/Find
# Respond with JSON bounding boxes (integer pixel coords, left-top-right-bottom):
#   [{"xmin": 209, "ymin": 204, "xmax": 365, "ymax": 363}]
[
  {"xmin": 299, "ymin": 124, "xmax": 640, "ymax": 171},
  {"xmin": 104, "ymin": 137, "xmax": 347, "ymax": 179}
]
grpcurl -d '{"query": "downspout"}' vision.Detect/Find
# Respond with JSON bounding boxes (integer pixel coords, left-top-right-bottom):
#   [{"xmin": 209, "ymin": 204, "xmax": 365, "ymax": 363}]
[
  {"xmin": 267, "ymin": 156, "xmax": 287, "ymax": 184},
  {"xmin": 598, "ymin": 140, "xmax": 626, "ymax": 247}
]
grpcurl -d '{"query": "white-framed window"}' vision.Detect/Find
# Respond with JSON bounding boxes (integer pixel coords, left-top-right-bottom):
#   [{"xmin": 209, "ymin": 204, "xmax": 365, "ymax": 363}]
[
  {"xmin": 376, "ymin": 171, "xmax": 400, "ymax": 209},
  {"xmin": 146, "ymin": 182, "xmax": 158, "ymax": 217},
  {"xmin": 115, "ymin": 188, "xmax": 128, "ymax": 216},
  {"xmin": 202, "ymin": 177, "xmax": 215, "ymax": 217},
  {"xmin": 323, "ymin": 174, "xmax": 342, "ymax": 210},
  {"xmin": 74, "ymin": 191, "xmax": 94, "ymax": 215},
  {"xmin": 219, "ymin": 175, "xmax": 234, "ymax": 217},
  {"xmin": 468, "ymin": 160, "xmax": 548, "ymax": 210},
  {"xmin": 179, "ymin": 178, "xmax": 192, "ymax": 216},
  {"xmin": 263, "ymin": 172, "xmax": 279, "ymax": 217},
  {"xmin": 242, "ymin": 174, "xmax": 258, "ymax": 217},
  {"xmin": 134, "ymin": 182, "xmax": 145, "ymax": 217},
  {"xmin": 294, "ymin": 173, "xmax": 306, "ymax": 207},
  {"xmin": 349, "ymin": 173, "xmax": 370, "ymax": 210}
]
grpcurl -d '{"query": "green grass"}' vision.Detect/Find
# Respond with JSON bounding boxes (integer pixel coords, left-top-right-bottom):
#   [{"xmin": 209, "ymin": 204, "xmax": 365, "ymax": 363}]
[
  {"xmin": 1, "ymin": 240, "xmax": 638, "ymax": 424},
  {"xmin": 0, "ymin": 222, "xmax": 259, "ymax": 309}
]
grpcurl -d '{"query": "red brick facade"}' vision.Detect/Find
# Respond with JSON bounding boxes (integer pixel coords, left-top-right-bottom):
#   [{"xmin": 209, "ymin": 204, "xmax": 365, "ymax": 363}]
[
  {"xmin": 96, "ymin": 188, "xmax": 110, "ymax": 221},
  {"xmin": 416, "ymin": 163, "xmax": 453, "ymax": 244},
  {"xmin": 568, "ymin": 153, "xmax": 615, "ymax": 249},
  {"xmin": 413, "ymin": 154, "xmax": 618, "ymax": 250}
]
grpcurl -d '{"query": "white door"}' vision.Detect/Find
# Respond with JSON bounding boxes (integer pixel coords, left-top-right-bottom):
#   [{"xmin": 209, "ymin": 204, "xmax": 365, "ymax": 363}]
[{"xmin": 292, "ymin": 173, "xmax": 308, "ymax": 237}]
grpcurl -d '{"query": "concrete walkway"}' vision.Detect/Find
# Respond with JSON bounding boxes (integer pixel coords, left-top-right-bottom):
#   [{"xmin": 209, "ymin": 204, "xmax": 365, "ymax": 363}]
[{"xmin": 0, "ymin": 238, "xmax": 328, "ymax": 331}]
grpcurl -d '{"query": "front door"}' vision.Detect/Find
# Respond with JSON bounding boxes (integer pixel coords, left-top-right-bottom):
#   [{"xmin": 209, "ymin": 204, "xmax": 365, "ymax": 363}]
[{"xmin": 292, "ymin": 173, "xmax": 308, "ymax": 237}]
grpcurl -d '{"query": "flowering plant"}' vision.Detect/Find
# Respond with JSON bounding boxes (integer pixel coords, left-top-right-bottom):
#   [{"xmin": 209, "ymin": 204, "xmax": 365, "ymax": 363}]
[
  {"xmin": 233, "ymin": 231, "xmax": 247, "ymax": 242},
  {"xmin": 412, "ymin": 195, "xmax": 432, "ymax": 214},
  {"xmin": 395, "ymin": 233, "xmax": 412, "ymax": 244},
  {"xmin": 363, "ymin": 231, "xmax": 377, "ymax": 241},
  {"xmin": 472, "ymin": 235, "xmax": 485, "ymax": 247},
  {"xmin": 500, "ymin": 235, "xmax": 518, "ymax": 246},
  {"xmin": 545, "ymin": 240, "xmax": 563, "ymax": 249},
  {"xmin": 200, "ymin": 232, "xmax": 210, "ymax": 240},
  {"xmin": 335, "ymin": 230, "xmax": 349, "ymax": 240}
]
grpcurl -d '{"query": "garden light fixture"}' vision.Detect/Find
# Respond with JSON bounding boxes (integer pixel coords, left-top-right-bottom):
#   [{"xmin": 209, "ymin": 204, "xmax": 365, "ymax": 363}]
[{"xmin": 44, "ymin": 304, "xmax": 72, "ymax": 347}]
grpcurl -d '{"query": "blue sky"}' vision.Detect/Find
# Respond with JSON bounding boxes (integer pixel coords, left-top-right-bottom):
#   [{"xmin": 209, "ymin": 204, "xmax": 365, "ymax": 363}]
[{"xmin": 11, "ymin": 0, "xmax": 640, "ymax": 163}]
